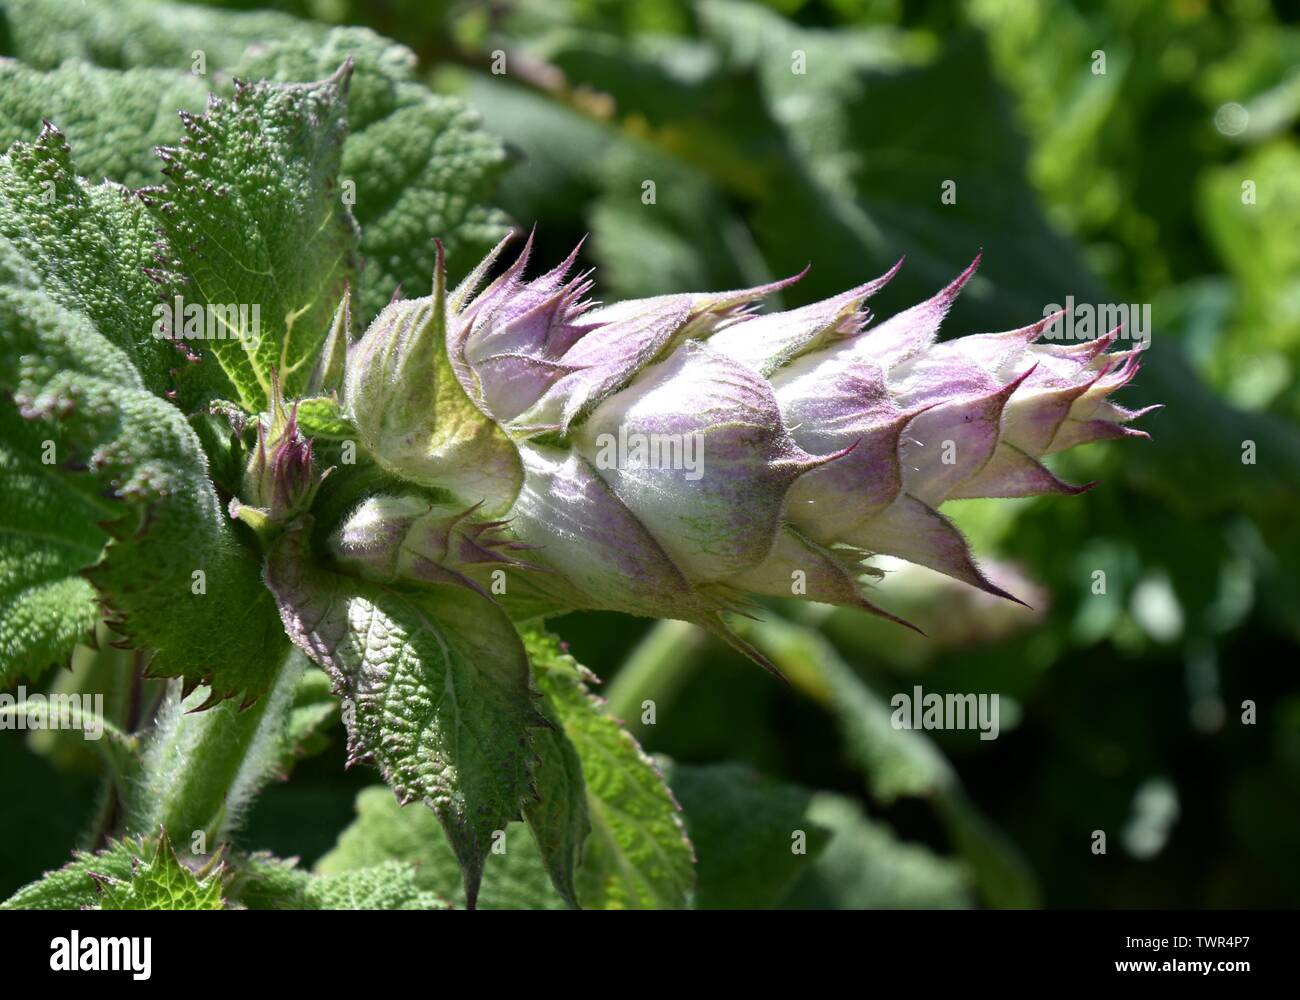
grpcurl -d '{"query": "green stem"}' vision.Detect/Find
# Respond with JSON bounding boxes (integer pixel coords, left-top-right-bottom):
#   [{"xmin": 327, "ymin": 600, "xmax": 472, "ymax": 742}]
[
  {"xmin": 123, "ymin": 648, "xmax": 303, "ymax": 847},
  {"xmin": 603, "ymin": 619, "xmax": 712, "ymax": 737}
]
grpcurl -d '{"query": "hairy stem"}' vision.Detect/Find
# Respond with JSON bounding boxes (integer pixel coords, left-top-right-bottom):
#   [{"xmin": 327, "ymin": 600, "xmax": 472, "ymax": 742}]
[{"xmin": 123, "ymin": 648, "xmax": 304, "ymax": 849}]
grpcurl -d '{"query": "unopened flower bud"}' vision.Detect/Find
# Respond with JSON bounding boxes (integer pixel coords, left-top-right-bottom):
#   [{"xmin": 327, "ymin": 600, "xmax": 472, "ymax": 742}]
[
  {"xmin": 230, "ymin": 378, "xmax": 326, "ymax": 534},
  {"xmin": 343, "ymin": 241, "xmax": 522, "ymax": 514},
  {"xmin": 323, "ymin": 232, "xmax": 1154, "ymax": 661},
  {"xmin": 330, "ymin": 494, "xmax": 538, "ymax": 599}
]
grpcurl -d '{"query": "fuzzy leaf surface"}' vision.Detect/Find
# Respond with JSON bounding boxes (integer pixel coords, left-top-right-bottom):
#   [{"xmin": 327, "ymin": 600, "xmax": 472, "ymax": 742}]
[
  {"xmin": 1, "ymin": 9, "xmax": 510, "ymax": 328},
  {"xmin": 524, "ymin": 630, "xmax": 694, "ymax": 910},
  {"xmin": 0, "ymin": 404, "xmax": 105, "ymax": 684},
  {"xmin": 0, "ymin": 128, "xmax": 287, "ymax": 703},
  {"xmin": 235, "ymin": 28, "xmax": 510, "ymax": 322},
  {"xmin": 0, "ymin": 839, "xmax": 140, "ymax": 910},
  {"xmin": 94, "ymin": 834, "xmax": 226, "ymax": 910},
  {"xmin": 318, "ymin": 786, "xmax": 565, "ymax": 910},
  {"xmin": 0, "ymin": 59, "xmax": 208, "ymax": 190},
  {"xmin": 149, "ymin": 68, "xmax": 360, "ymax": 410},
  {"xmin": 264, "ymin": 523, "xmax": 544, "ymax": 906},
  {"xmin": 0, "ymin": 0, "xmax": 310, "ymax": 71}
]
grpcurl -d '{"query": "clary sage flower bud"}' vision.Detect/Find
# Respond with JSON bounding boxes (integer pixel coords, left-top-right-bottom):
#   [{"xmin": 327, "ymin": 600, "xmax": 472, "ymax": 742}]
[{"xmin": 330, "ymin": 231, "xmax": 1153, "ymax": 661}]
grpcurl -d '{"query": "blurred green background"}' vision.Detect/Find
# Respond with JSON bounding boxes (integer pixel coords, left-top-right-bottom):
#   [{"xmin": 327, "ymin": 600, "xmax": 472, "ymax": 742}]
[{"xmin": 1, "ymin": 0, "xmax": 1297, "ymax": 907}]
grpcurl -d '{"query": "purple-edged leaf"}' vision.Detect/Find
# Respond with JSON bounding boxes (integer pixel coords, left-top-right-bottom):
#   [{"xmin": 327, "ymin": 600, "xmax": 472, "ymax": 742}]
[
  {"xmin": 514, "ymin": 294, "xmax": 692, "ymax": 432},
  {"xmin": 776, "ymin": 353, "xmax": 914, "ymax": 541},
  {"xmin": 895, "ymin": 371, "xmax": 1029, "ymax": 508},
  {"xmin": 505, "ymin": 442, "xmax": 701, "ymax": 619},
  {"xmin": 708, "ymin": 260, "xmax": 900, "ymax": 377},
  {"xmin": 723, "ymin": 526, "xmax": 917, "ymax": 631}
]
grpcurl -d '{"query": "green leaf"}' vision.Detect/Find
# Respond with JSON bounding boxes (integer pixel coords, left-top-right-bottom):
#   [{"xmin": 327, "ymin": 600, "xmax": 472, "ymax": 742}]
[
  {"xmin": 0, "ymin": 838, "xmax": 140, "ymax": 910},
  {"xmin": 147, "ymin": 66, "xmax": 360, "ymax": 410},
  {"xmin": 735, "ymin": 613, "xmax": 1040, "ymax": 908},
  {"xmin": 264, "ymin": 521, "xmax": 545, "ymax": 908},
  {"xmin": 0, "ymin": 119, "xmax": 201, "ymax": 400},
  {"xmin": 293, "ymin": 397, "xmax": 356, "ymax": 439},
  {"xmin": 224, "ymin": 852, "xmax": 313, "ymax": 909},
  {"xmin": 0, "ymin": 127, "xmax": 288, "ymax": 704},
  {"xmin": 317, "ymin": 786, "xmax": 566, "ymax": 910},
  {"xmin": 3, "ymin": 832, "xmax": 230, "ymax": 911},
  {"xmin": 659, "ymin": 761, "xmax": 831, "ymax": 908},
  {"xmin": 0, "ymin": 59, "xmax": 208, "ymax": 190},
  {"xmin": 1, "ymin": 11, "xmax": 510, "ymax": 328},
  {"xmin": 0, "ymin": 0, "xmax": 313, "ymax": 72},
  {"xmin": 93, "ymin": 832, "xmax": 227, "ymax": 910},
  {"xmin": 303, "ymin": 862, "xmax": 447, "ymax": 910},
  {"xmin": 523, "ymin": 629, "xmax": 695, "ymax": 909},
  {"xmin": 235, "ymin": 28, "xmax": 511, "ymax": 323},
  {"xmin": 525, "ymin": 648, "xmax": 591, "ymax": 909},
  {"xmin": 778, "ymin": 793, "xmax": 974, "ymax": 910},
  {"xmin": 234, "ymin": 852, "xmax": 446, "ymax": 910},
  {"xmin": 0, "ymin": 404, "xmax": 105, "ymax": 685}
]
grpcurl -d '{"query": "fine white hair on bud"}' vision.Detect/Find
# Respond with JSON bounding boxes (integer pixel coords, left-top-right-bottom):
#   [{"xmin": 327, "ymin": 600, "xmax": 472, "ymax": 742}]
[{"xmin": 339, "ymin": 231, "xmax": 1155, "ymax": 665}]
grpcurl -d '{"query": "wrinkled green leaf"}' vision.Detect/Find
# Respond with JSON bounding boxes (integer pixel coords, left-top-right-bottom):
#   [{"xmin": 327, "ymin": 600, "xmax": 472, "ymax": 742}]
[
  {"xmin": 524, "ymin": 630, "xmax": 694, "ymax": 909},
  {"xmin": 0, "ymin": 59, "xmax": 207, "ymax": 190},
  {"xmin": 0, "ymin": 118, "xmax": 196, "ymax": 398},
  {"xmin": 303, "ymin": 861, "xmax": 446, "ymax": 910},
  {"xmin": 0, "ymin": 127, "xmax": 287, "ymax": 703},
  {"xmin": 0, "ymin": 0, "xmax": 310, "ymax": 71},
  {"xmin": 520, "ymin": 635, "xmax": 593, "ymax": 909},
  {"xmin": 0, "ymin": 405, "xmax": 105, "ymax": 685},
  {"xmin": 236, "ymin": 28, "xmax": 511, "ymax": 323},
  {"xmin": 147, "ymin": 66, "xmax": 360, "ymax": 410},
  {"xmin": 93, "ymin": 832, "xmax": 227, "ymax": 910},
  {"xmin": 265, "ymin": 522, "xmax": 544, "ymax": 907},
  {"xmin": 1, "ymin": 838, "xmax": 140, "ymax": 910},
  {"xmin": 317, "ymin": 786, "xmax": 565, "ymax": 910},
  {"xmin": 3, "ymin": 6, "xmax": 511, "ymax": 328}
]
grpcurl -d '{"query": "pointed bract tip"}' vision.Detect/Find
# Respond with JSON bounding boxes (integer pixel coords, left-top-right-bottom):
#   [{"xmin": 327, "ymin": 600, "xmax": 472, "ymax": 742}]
[
  {"xmin": 858, "ymin": 255, "xmax": 906, "ymax": 298},
  {"xmin": 950, "ymin": 253, "xmax": 982, "ymax": 291}
]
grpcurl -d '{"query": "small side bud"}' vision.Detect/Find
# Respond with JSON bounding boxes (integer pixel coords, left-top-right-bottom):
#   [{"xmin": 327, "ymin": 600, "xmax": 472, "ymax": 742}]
[{"xmin": 231, "ymin": 374, "xmax": 328, "ymax": 537}]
